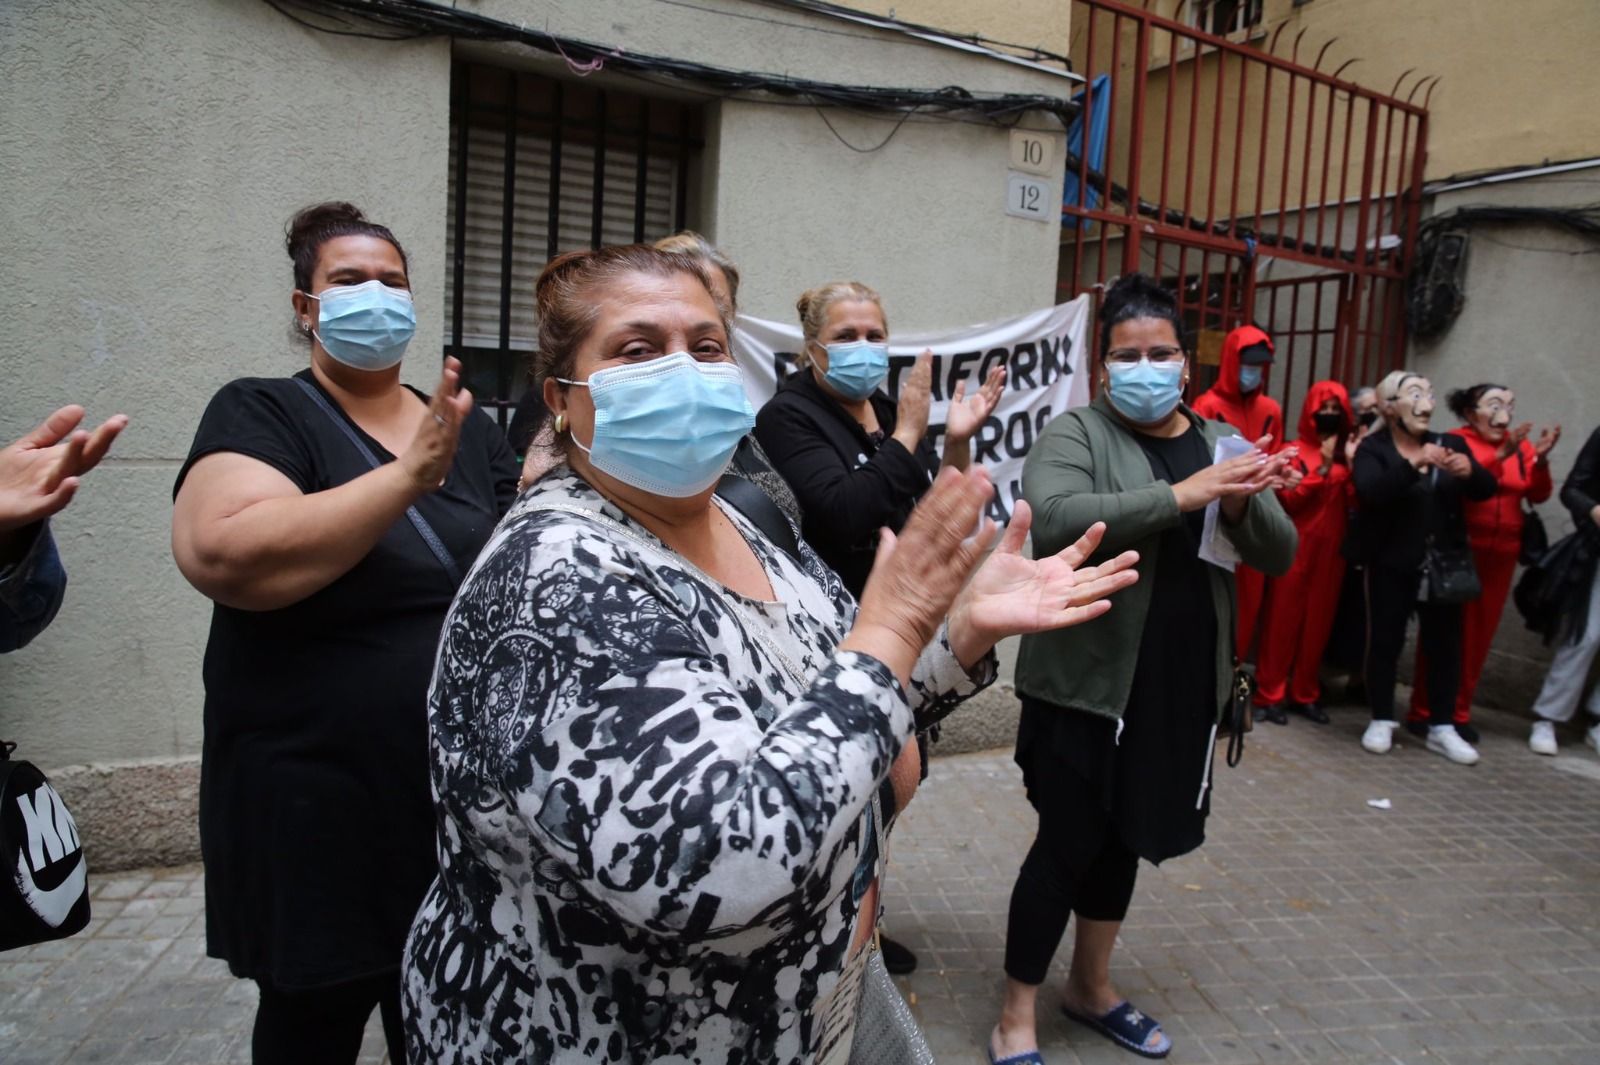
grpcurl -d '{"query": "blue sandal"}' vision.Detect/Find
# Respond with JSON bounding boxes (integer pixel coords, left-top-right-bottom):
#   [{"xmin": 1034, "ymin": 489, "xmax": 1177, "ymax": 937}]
[
  {"xmin": 986, "ymin": 1047, "xmax": 1046, "ymax": 1065},
  {"xmin": 1061, "ymin": 1000, "xmax": 1172, "ymax": 1059}
]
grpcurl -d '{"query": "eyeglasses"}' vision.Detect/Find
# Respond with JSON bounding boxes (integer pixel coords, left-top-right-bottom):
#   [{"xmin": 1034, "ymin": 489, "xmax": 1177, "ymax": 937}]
[{"xmin": 1105, "ymin": 346, "xmax": 1184, "ymax": 365}]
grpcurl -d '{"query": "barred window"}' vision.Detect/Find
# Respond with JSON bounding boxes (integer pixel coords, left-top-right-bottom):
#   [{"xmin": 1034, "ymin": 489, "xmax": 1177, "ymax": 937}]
[{"xmin": 444, "ymin": 64, "xmax": 703, "ymax": 424}]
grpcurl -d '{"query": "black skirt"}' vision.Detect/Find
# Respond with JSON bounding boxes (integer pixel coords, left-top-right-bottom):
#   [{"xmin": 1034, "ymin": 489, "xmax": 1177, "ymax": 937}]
[{"xmin": 1015, "ymin": 425, "xmax": 1221, "ymax": 865}]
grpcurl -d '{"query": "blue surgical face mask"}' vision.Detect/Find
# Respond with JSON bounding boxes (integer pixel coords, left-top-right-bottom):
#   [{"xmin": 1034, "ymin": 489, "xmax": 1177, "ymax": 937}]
[
  {"xmin": 820, "ymin": 340, "xmax": 890, "ymax": 401},
  {"xmin": 560, "ymin": 351, "xmax": 755, "ymax": 497},
  {"xmin": 1237, "ymin": 364, "xmax": 1264, "ymax": 392},
  {"xmin": 1107, "ymin": 357, "xmax": 1186, "ymax": 424},
  {"xmin": 306, "ymin": 280, "xmax": 416, "ymax": 371}
]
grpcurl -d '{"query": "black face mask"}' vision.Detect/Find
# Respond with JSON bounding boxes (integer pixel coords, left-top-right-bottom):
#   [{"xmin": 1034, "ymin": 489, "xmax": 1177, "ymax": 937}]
[
  {"xmin": 1314, "ymin": 412, "xmax": 1344, "ymax": 435},
  {"xmin": 1358, "ymin": 410, "xmax": 1379, "ymax": 428}
]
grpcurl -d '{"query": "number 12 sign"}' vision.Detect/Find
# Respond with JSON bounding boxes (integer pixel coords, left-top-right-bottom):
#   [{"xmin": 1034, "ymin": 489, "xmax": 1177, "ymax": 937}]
[{"xmin": 1005, "ymin": 171, "xmax": 1053, "ymax": 222}]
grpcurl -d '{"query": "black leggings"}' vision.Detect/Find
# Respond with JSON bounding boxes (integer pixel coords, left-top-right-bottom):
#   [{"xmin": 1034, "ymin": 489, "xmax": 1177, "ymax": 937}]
[
  {"xmin": 1365, "ymin": 564, "xmax": 1462, "ymax": 726},
  {"xmin": 253, "ymin": 971, "xmax": 405, "ymax": 1065},
  {"xmin": 1003, "ymin": 760, "xmax": 1140, "ymax": 986}
]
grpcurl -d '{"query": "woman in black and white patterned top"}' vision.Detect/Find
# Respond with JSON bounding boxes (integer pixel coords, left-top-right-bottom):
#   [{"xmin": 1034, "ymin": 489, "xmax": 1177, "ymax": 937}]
[{"xmin": 401, "ymin": 244, "xmax": 1139, "ymax": 1064}]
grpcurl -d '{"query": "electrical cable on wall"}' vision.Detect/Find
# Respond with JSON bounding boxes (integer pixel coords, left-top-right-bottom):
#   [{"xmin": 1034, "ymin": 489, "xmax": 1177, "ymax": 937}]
[
  {"xmin": 263, "ymin": 0, "xmax": 1079, "ymax": 139},
  {"xmin": 1407, "ymin": 203, "xmax": 1600, "ymax": 338}
]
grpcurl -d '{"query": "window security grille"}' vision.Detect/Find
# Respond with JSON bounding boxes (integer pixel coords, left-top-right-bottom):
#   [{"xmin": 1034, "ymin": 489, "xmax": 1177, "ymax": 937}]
[{"xmin": 444, "ymin": 64, "xmax": 702, "ymax": 421}]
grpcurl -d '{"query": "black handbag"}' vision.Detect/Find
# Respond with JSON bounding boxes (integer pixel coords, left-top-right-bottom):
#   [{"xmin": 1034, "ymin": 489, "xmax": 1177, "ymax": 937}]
[
  {"xmin": 0, "ymin": 742, "xmax": 91, "ymax": 951},
  {"xmin": 1225, "ymin": 665, "xmax": 1254, "ymax": 768},
  {"xmin": 1520, "ymin": 506, "xmax": 1549, "ymax": 566},
  {"xmin": 1515, "ymin": 529, "xmax": 1600, "ymax": 645},
  {"xmin": 1420, "ymin": 540, "xmax": 1482, "ymax": 605}
]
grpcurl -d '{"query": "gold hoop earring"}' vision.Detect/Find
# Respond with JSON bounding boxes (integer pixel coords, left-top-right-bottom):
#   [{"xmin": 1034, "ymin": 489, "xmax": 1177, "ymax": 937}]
[{"xmin": 553, "ymin": 412, "xmax": 566, "ymax": 434}]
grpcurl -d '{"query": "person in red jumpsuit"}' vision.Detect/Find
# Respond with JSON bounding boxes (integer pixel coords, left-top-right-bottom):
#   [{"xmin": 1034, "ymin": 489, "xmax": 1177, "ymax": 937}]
[
  {"xmin": 1408, "ymin": 384, "xmax": 1561, "ymax": 741},
  {"xmin": 1193, "ymin": 325, "xmax": 1285, "ymax": 666},
  {"xmin": 1254, "ymin": 380, "xmax": 1353, "ymax": 724}
]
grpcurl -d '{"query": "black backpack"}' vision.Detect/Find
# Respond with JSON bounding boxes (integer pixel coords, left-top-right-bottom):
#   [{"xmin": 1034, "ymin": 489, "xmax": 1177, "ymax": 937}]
[
  {"xmin": 0, "ymin": 744, "xmax": 90, "ymax": 950},
  {"xmin": 1515, "ymin": 528, "xmax": 1600, "ymax": 647}
]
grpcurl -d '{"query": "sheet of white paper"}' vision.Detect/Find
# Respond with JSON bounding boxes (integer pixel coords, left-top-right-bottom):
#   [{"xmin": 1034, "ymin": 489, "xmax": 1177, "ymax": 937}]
[{"xmin": 1197, "ymin": 435, "xmax": 1255, "ymax": 571}]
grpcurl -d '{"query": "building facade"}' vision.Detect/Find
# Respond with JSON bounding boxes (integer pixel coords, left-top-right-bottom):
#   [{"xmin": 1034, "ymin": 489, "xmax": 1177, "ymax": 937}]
[
  {"xmin": 1057, "ymin": 0, "xmax": 1600, "ymax": 713},
  {"xmin": 1, "ymin": 0, "xmax": 1074, "ymax": 865}
]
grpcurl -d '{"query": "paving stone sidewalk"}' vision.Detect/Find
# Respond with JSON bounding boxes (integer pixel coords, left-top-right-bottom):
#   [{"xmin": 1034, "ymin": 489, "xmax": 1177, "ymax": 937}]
[{"xmin": 4, "ymin": 700, "xmax": 1599, "ymax": 1064}]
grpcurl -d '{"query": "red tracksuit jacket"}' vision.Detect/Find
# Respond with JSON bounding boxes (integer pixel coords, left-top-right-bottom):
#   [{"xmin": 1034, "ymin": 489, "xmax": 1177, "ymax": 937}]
[
  {"xmin": 1452, "ymin": 426, "xmax": 1553, "ymax": 555},
  {"xmin": 1192, "ymin": 324, "xmax": 1284, "ymax": 654}
]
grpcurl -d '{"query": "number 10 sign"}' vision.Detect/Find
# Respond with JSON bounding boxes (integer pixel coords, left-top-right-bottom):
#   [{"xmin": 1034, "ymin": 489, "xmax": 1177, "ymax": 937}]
[{"xmin": 1006, "ymin": 171, "xmax": 1053, "ymax": 222}]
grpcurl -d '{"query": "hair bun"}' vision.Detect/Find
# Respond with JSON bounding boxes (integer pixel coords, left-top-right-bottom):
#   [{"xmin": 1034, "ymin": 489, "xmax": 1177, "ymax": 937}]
[
  {"xmin": 1101, "ymin": 273, "xmax": 1176, "ymax": 321},
  {"xmin": 285, "ymin": 201, "xmax": 368, "ymax": 259}
]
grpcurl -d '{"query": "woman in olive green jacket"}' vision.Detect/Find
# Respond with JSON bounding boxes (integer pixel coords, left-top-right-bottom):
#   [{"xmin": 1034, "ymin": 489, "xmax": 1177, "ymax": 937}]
[{"xmin": 988, "ymin": 276, "xmax": 1296, "ymax": 1065}]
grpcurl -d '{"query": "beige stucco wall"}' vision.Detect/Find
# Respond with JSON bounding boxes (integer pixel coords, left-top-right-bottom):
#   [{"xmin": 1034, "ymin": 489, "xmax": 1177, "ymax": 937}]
[
  {"xmin": 851, "ymin": 0, "xmax": 1071, "ymax": 59},
  {"xmin": 3, "ymin": 0, "xmax": 1067, "ymax": 866},
  {"xmin": 1253, "ymin": 0, "xmax": 1600, "ymax": 182},
  {"xmin": 0, "ymin": 0, "xmax": 453, "ymax": 766},
  {"xmin": 1406, "ymin": 170, "xmax": 1600, "ymax": 712},
  {"xmin": 1073, "ymin": 0, "xmax": 1600, "ymax": 236},
  {"xmin": 709, "ymin": 100, "xmax": 1063, "ymax": 327}
]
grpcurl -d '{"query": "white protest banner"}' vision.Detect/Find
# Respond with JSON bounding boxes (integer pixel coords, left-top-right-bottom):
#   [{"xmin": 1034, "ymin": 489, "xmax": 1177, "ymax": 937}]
[{"xmin": 733, "ymin": 295, "xmax": 1092, "ymax": 522}]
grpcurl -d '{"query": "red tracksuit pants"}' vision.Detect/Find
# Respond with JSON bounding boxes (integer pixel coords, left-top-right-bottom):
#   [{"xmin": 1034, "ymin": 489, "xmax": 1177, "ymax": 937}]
[
  {"xmin": 1254, "ymin": 533, "xmax": 1345, "ymax": 706},
  {"xmin": 1237, "ymin": 564, "xmax": 1266, "ymax": 659},
  {"xmin": 1409, "ymin": 544, "xmax": 1518, "ymax": 725}
]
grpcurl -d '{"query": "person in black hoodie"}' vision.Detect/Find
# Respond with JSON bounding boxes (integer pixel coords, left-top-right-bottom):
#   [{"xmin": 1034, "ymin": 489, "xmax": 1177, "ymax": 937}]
[
  {"xmin": 1346, "ymin": 373, "xmax": 1495, "ymax": 764},
  {"xmin": 1528, "ymin": 424, "xmax": 1600, "ymax": 756},
  {"xmin": 754, "ymin": 279, "xmax": 1003, "ymax": 975}
]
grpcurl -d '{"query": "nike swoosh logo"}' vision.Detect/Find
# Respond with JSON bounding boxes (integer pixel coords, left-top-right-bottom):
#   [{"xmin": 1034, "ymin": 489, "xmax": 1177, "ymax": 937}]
[{"xmin": 16, "ymin": 851, "xmax": 86, "ymax": 928}]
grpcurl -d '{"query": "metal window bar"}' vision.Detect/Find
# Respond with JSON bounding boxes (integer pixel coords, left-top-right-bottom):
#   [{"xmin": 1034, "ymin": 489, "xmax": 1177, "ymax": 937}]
[{"xmin": 444, "ymin": 64, "xmax": 704, "ymax": 427}]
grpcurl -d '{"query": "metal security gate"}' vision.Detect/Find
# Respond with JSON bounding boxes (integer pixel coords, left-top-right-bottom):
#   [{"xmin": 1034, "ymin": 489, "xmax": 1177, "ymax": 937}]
[{"xmin": 1059, "ymin": 0, "xmax": 1430, "ymax": 410}]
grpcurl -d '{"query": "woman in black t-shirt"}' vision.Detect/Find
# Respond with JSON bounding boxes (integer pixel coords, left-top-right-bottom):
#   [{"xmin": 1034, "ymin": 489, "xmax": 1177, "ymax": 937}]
[{"xmin": 171, "ymin": 203, "xmax": 518, "ymax": 1064}]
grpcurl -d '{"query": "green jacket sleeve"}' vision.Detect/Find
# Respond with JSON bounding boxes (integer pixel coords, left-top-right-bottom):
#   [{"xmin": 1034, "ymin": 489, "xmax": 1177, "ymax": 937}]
[
  {"xmin": 1227, "ymin": 485, "xmax": 1297, "ymax": 576},
  {"xmin": 1022, "ymin": 411, "xmax": 1183, "ymax": 557}
]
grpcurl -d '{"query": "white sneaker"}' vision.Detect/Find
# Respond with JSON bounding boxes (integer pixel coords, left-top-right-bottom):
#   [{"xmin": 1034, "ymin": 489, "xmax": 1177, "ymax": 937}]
[
  {"xmin": 1427, "ymin": 724, "xmax": 1480, "ymax": 765},
  {"xmin": 1530, "ymin": 721, "xmax": 1558, "ymax": 756},
  {"xmin": 1587, "ymin": 724, "xmax": 1600, "ymax": 757},
  {"xmin": 1362, "ymin": 720, "xmax": 1398, "ymax": 754}
]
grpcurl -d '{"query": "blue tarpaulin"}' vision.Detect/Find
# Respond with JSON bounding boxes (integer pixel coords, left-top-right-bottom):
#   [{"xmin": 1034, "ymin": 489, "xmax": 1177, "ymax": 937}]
[{"xmin": 1062, "ymin": 74, "xmax": 1111, "ymax": 230}]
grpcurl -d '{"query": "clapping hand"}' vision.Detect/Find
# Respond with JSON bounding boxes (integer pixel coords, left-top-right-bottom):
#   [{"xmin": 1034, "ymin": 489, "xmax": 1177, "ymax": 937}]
[
  {"xmin": 946, "ymin": 506, "xmax": 1139, "ymax": 668},
  {"xmin": 1417, "ymin": 442, "xmax": 1452, "ymax": 472},
  {"xmin": 1497, "ymin": 422, "xmax": 1532, "ymax": 460},
  {"xmin": 1173, "ymin": 436, "xmax": 1288, "ymax": 524},
  {"xmin": 945, "ymin": 365, "xmax": 1006, "ymax": 444},
  {"xmin": 891, "ymin": 352, "xmax": 933, "ymax": 453},
  {"xmin": 0, "ymin": 405, "xmax": 129, "ymax": 535},
  {"xmin": 1534, "ymin": 424, "xmax": 1561, "ymax": 459},
  {"xmin": 1438, "ymin": 449, "xmax": 1472, "ymax": 479},
  {"xmin": 400, "ymin": 356, "xmax": 473, "ymax": 492}
]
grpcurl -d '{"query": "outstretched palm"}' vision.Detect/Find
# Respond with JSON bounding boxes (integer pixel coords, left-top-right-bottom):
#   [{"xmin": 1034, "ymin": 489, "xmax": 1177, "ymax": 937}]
[
  {"xmin": 947, "ymin": 503, "xmax": 1139, "ymax": 663},
  {"xmin": 945, "ymin": 366, "xmax": 1006, "ymax": 443},
  {"xmin": 0, "ymin": 406, "xmax": 128, "ymax": 534}
]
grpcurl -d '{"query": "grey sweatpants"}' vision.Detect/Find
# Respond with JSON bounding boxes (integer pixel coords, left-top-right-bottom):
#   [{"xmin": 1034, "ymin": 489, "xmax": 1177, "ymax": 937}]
[{"xmin": 1532, "ymin": 565, "xmax": 1600, "ymax": 724}]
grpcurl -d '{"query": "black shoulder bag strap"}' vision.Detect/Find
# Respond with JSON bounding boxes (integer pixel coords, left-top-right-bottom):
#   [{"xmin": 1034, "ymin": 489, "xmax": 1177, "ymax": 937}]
[
  {"xmin": 715, "ymin": 474, "xmax": 803, "ymax": 566},
  {"xmin": 293, "ymin": 378, "xmax": 463, "ymax": 586}
]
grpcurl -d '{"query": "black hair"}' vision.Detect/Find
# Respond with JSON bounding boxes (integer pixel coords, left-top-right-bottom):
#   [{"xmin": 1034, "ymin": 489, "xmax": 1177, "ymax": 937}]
[
  {"xmin": 285, "ymin": 201, "xmax": 409, "ymax": 293},
  {"xmin": 1098, "ymin": 273, "xmax": 1185, "ymax": 356},
  {"xmin": 1447, "ymin": 383, "xmax": 1508, "ymax": 420}
]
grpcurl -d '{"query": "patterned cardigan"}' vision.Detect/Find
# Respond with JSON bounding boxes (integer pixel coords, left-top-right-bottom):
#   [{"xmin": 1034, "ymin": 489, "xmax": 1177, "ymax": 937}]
[{"xmin": 402, "ymin": 471, "xmax": 992, "ymax": 1064}]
